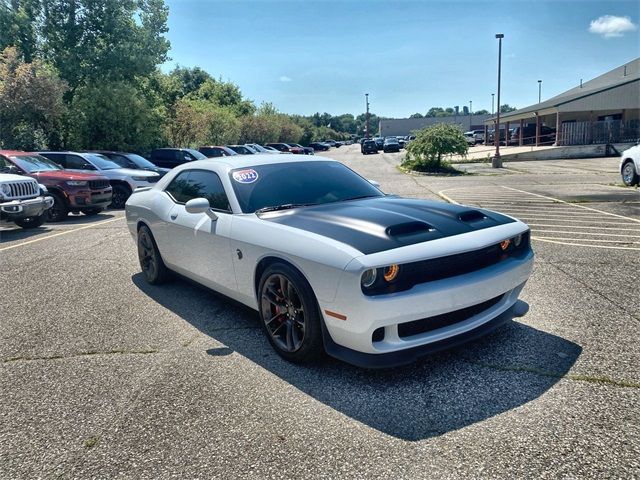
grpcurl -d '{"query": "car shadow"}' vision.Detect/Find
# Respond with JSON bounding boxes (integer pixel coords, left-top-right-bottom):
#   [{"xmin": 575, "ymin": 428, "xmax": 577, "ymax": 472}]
[{"xmin": 132, "ymin": 273, "xmax": 581, "ymax": 441}]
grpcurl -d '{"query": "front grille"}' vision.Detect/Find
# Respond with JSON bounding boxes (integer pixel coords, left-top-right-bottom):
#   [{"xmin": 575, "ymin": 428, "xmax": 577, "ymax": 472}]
[
  {"xmin": 88, "ymin": 180, "xmax": 110, "ymax": 189},
  {"xmin": 5, "ymin": 181, "xmax": 38, "ymax": 199},
  {"xmin": 398, "ymin": 294, "xmax": 504, "ymax": 338}
]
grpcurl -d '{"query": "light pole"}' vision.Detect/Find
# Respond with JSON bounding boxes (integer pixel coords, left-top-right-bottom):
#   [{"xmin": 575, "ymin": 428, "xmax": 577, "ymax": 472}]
[
  {"xmin": 537, "ymin": 80, "xmax": 542, "ymax": 103},
  {"xmin": 492, "ymin": 34, "xmax": 504, "ymax": 168},
  {"xmin": 365, "ymin": 93, "xmax": 370, "ymax": 139},
  {"xmin": 469, "ymin": 100, "xmax": 473, "ymax": 129},
  {"xmin": 491, "ymin": 93, "xmax": 495, "ymax": 115}
]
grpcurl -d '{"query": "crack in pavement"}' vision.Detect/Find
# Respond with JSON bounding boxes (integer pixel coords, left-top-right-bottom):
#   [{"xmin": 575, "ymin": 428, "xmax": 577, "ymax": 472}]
[{"xmin": 462, "ymin": 358, "xmax": 640, "ymax": 389}]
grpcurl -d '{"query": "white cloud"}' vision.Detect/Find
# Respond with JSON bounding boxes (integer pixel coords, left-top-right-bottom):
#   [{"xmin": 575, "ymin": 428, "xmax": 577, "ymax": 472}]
[
  {"xmin": 279, "ymin": 76, "xmax": 292, "ymax": 82},
  {"xmin": 589, "ymin": 15, "xmax": 637, "ymax": 38}
]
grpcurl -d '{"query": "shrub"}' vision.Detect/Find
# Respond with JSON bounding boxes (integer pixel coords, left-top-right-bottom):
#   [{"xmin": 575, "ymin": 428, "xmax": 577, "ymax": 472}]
[{"xmin": 402, "ymin": 123, "xmax": 468, "ymax": 173}]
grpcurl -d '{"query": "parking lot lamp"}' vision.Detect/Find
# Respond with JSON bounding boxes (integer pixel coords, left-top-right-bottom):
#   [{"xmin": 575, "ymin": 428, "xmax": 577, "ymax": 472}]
[
  {"xmin": 538, "ymin": 80, "xmax": 542, "ymax": 103},
  {"xmin": 469, "ymin": 100, "xmax": 473, "ymax": 129},
  {"xmin": 491, "ymin": 93, "xmax": 495, "ymax": 115},
  {"xmin": 365, "ymin": 93, "xmax": 370, "ymax": 139},
  {"xmin": 492, "ymin": 34, "xmax": 504, "ymax": 168}
]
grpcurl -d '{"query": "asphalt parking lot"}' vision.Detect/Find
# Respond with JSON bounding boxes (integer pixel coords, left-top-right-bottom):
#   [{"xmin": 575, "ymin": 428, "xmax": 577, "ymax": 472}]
[{"xmin": 1, "ymin": 145, "xmax": 639, "ymax": 478}]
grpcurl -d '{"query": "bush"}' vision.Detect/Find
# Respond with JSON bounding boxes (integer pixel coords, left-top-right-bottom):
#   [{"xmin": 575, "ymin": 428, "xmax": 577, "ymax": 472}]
[{"xmin": 402, "ymin": 123, "xmax": 468, "ymax": 173}]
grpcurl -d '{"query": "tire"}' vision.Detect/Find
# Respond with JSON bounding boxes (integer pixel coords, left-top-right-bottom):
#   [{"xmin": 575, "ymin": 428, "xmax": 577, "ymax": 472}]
[
  {"xmin": 110, "ymin": 184, "xmax": 131, "ymax": 209},
  {"xmin": 258, "ymin": 263, "xmax": 324, "ymax": 363},
  {"xmin": 621, "ymin": 160, "xmax": 639, "ymax": 186},
  {"xmin": 46, "ymin": 192, "xmax": 68, "ymax": 222},
  {"xmin": 82, "ymin": 208, "xmax": 102, "ymax": 216},
  {"xmin": 137, "ymin": 225, "xmax": 171, "ymax": 285},
  {"xmin": 15, "ymin": 213, "xmax": 45, "ymax": 229}
]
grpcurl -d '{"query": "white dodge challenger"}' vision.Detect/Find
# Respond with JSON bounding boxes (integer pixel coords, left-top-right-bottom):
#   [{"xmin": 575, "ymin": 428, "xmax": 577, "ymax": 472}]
[{"xmin": 125, "ymin": 155, "xmax": 533, "ymax": 367}]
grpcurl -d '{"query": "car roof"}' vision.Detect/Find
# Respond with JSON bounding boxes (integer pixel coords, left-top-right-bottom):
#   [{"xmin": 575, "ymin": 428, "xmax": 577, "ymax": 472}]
[{"xmin": 186, "ymin": 153, "xmax": 335, "ymax": 170}]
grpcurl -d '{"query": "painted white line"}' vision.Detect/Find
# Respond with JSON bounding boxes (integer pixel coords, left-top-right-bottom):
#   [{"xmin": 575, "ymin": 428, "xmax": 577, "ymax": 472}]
[
  {"xmin": 502, "ymin": 186, "xmax": 640, "ymax": 224},
  {"xmin": 498, "ymin": 216, "xmax": 635, "ymax": 226},
  {"xmin": 532, "ymin": 236, "xmax": 640, "ymax": 251},
  {"xmin": 0, "ymin": 216, "xmax": 125, "ymax": 253},
  {"xmin": 527, "ymin": 223, "xmax": 640, "ymax": 232},
  {"xmin": 531, "ymin": 230, "xmax": 638, "ymax": 237},
  {"xmin": 532, "ymin": 237, "xmax": 640, "ymax": 244}
]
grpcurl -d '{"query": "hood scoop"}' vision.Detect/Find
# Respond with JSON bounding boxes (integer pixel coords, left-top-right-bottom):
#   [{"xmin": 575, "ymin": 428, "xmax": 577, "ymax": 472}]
[
  {"xmin": 386, "ymin": 221, "xmax": 434, "ymax": 237},
  {"xmin": 458, "ymin": 210, "xmax": 487, "ymax": 223}
]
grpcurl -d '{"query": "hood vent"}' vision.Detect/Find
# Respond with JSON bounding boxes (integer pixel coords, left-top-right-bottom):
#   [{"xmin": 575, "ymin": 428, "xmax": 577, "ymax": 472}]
[
  {"xmin": 386, "ymin": 221, "xmax": 434, "ymax": 237},
  {"xmin": 459, "ymin": 210, "xmax": 487, "ymax": 223}
]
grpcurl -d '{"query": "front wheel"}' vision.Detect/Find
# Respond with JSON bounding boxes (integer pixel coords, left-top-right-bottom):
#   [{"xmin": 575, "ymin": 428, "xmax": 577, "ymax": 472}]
[
  {"xmin": 621, "ymin": 161, "xmax": 639, "ymax": 186},
  {"xmin": 46, "ymin": 192, "xmax": 68, "ymax": 222},
  {"xmin": 258, "ymin": 263, "xmax": 324, "ymax": 363},
  {"xmin": 15, "ymin": 213, "xmax": 45, "ymax": 229},
  {"xmin": 110, "ymin": 184, "xmax": 131, "ymax": 209}
]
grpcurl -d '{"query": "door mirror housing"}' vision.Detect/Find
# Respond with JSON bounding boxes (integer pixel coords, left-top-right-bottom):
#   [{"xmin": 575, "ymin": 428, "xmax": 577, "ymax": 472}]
[{"xmin": 185, "ymin": 198, "xmax": 218, "ymax": 220}]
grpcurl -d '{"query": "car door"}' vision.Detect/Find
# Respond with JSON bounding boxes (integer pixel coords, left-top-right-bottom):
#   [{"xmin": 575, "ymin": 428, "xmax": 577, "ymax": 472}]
[{"xmin": 162, "ymin": 169, "xmax": 236, "ymax": 292}]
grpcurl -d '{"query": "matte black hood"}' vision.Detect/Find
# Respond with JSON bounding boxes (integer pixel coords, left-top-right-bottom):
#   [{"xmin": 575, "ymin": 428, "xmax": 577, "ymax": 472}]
[{"xmin": 259, "ymin": 196, "xmax": 515, "ymax": 255}]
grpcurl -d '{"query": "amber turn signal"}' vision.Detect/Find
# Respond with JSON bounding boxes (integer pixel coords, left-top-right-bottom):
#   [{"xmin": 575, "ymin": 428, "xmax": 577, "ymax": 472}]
[
  {"xmin": 383, "ymin": 264, "xmax": 400, "ymax": 282},
  {"xmin": 500, "ymin": 239, "xmax": 511, "ymax": 251}
]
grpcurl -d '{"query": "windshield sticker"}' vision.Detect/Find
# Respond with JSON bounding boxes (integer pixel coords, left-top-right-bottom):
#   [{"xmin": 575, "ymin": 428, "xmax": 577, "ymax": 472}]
[{"xmin": 232, "ymin": 169, "xmax": 259, "ymax": 184}]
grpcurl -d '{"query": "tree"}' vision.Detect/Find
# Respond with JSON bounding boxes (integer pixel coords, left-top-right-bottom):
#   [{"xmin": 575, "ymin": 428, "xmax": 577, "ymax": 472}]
[
  {"xmin": 164, "ymin": 98, "xmax": 209, "ymax": 148},
  {"xmin": 500, "ymin": 104, "xmax": 517, "ymax": 113},
  {"xmin": 0, "ymin": 46, "xmax": 67, "ymax": 150},
  {"xmin": 0, "ymin": 0, "xmax": 41, "ymax": 62},
  {"xmin": 409, "ymin": 113, "xmax": 424, "ymax": 118},
  {"xmin": 426, "ymin": 107, "xmax": 445, "ymax": 117},
  {"xmin": 474, "ymin": 109, "xmax": 489, "ymax": 115},
  {"xmin": 402, "ymin": 123, "xmax": 467, "ymax": 172},
  {"xmin": 66, "ymin": 81, "xmax": 163, "ymax": 151}
]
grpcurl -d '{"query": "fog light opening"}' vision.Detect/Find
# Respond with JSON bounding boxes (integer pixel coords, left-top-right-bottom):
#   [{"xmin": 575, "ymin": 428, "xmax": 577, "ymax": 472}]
[{"xmin": 372, "ymin": 327, "xmax": 385, "ymax": 343}]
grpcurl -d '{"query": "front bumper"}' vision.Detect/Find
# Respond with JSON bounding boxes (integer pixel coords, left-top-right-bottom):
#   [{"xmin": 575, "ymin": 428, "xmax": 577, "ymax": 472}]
[
  {"xmin": 319, "ymin": 248, "xmax": 533, "ymax": 367},
  {"xmin": 0, "ymin": 195, "xmax": 54, "ymax": 221}
]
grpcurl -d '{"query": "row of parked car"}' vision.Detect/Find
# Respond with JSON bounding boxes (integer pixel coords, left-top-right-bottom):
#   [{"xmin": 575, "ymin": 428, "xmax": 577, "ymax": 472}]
[
  {"xmin": 0, "ymin": 141, "xmax": 346, "ymax": 229},
  {"xmin": 464, "ymin": 126, "xmax": 557, "ymax": 146},
  {"xmin": 360, "ymin": 136, "xmax": 414, "ymax": 155}
]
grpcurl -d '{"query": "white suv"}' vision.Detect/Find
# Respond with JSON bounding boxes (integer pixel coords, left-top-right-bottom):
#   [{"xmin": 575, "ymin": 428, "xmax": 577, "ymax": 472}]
[
  {"xmin": 620, "ymin": 143, "xmax": 640, "ymax": 186},
  {"xmin": 0, "ymin": 173, "xmax": 53, "ymax": 228},
  {"xmin": 38, "ymin": 151, "xmax": 160, "ymax": 208}
]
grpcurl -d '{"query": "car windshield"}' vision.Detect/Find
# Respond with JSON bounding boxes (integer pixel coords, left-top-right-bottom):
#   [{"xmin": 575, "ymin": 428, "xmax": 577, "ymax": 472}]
[
  {"xmin": 9, "ymin": 154, "xmax": 62, "ymax": 173},
  {"xmin": 86, "ymin": 154, "xmax": 121, "ymax": 170},
  {"xmin": 186, "ymin": 149, "xmax": 207, "ymax": 160},
  {"xmin": 126, "ymin": 153, "xmax": 158, "ymax": 169},
  {"xmin": 230, "ymin": 161, "xmax": 383, "ymax": 213}
]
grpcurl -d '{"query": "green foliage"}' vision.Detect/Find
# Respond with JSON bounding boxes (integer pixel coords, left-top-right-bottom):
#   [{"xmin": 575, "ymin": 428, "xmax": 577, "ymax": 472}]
[
  {"xmin": 66, "ymin": 81, "xmax": 163, "ymax": 151},
  {"xmin": 500, "ymin": 104, "xmax": 517, "ymax": 113},
  {"xmin": 0, "ymin": 47, "xmax": 67, "ymax": 150},
  {"xmin": 409, "ymin": 113, "xmax": 423, "ymax": 118},
  {"xmin": 474, "ymin": 109, "xmax": 489, "ymax": 115},
  {"xmin": 402, "ymin": 123, "xmax": 467, "ymax": 173}
]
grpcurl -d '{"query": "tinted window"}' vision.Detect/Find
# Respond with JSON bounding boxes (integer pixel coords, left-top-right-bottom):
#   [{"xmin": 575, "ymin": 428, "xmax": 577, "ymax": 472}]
[
  {"xmin": 103, "ymin": 153, "xmax": 134, "ymax": 168},
  {"xmin": 185, "ymin": 149, "xmax": 207, "ymax": 160},
  {"xmin": 126, "ymin": 154, "xmax": 158, "ymax": 169},
  {"xmin": 152, "ymin": 149, "xmax": 171, "ymax": 160},
  {"xmin": 40, "ymin": 153, "xmax": 66, "ymax": 167},
  {"xmin": 9, "ymin": 154, "xmax": 62, "ymax": 173},
  {"xmin": 230, "ymin": 161, "xmax": 383, "ymax": 213},
  {"xmin": 201, "ymin": 147, "xmax": 224, "ymax": 157},
  {"xmin": 66, "ymin": 154, "xmax": 96, "ymax": 170},
  {"xmin": 165, "ymin": 169, "xmax": 230, "ymax": 211}
]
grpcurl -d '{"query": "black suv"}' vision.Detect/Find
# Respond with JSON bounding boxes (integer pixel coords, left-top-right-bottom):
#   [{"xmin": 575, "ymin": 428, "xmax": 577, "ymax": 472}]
[
  {"xmin": 149, "ymin": 148, "xmax": 207, "ymax": 169},
  {"xmin": 361, "ymin": 139, "xmax": 378, "ymax": 155},
  {"xmin": 90, "ymin": 151, "xmax": 169, "ymax": 177}
]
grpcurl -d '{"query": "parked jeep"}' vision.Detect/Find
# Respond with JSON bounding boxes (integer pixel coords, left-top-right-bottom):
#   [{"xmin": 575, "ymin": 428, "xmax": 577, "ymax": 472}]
[
  {"xmin": 0, "ymin": 172, "xmax": 53, "ymax": 229},
  {"xmin": 0, "ymin": 151, "xmax": 113, "ymax": 222}
]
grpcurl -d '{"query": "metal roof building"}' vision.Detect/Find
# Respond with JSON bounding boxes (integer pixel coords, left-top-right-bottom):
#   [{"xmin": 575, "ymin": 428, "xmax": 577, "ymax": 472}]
[{"xmin": 484, "ymin": 58, "xmax": 639, "ymax": 146}]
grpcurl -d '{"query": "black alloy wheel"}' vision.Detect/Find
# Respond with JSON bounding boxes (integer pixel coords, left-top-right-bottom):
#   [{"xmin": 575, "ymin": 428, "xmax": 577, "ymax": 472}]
[
  {"xmin": 259, "ymin": 263, "xmax": 323, "ymax": 362},
  {"xmin": 110, "ymin": 184, "xmax": 131, "ymax": 209},
  {"xmin": 137, "ymin": 225, "xmax": 170, "ymax": 284},
  {"xmin": 46, "ymin": 192, "xmax": 68, "ymax": 222}
]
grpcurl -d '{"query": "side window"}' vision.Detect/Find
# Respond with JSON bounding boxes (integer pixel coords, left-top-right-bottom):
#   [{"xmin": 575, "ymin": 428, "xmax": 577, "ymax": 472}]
[
  {"xmin": 165, "ymin": 170, "xmax": 231, "ymax": 212},
  {"xmin": 43, "ymin": 153, "xmax": 66, "ymax": 167},
  {"xmin": 66, "ymin": 155, "xmax": 94, "ymax": 170}
]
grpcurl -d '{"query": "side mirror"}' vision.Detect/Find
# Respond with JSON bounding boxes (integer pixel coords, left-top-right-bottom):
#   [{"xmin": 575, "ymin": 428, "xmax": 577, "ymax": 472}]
[
  {"xmin": 368, "ymin": 179, "xmax": 381, "ymax": 188},
  {"xmin": 185, "ymin": 198, "xmax": 218, "ymax": 220}
]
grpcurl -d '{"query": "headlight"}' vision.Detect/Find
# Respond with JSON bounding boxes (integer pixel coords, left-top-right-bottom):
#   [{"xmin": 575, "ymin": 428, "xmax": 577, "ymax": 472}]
[
  {"xmin": 39, "ymin": 184, "xmax": 48, "ymax": 193},
  {"xmin": 1, "ymin": 184, "xmax": 10, "ymax": 196},
  {"xmin": 383, "ymin": 264, "xmax": 400, "ymax": 282},
  {"xmin": 513, "ymin": 233, "xmax": 523, "ymax": 247},
  {"xmin": 66, "ymin": 180, "xmax": 88, "ymax": 186},
  {"xmin": 132, "ymin": 176, "xmax": 149, "ymax": 181},
  {"xmin": 361, "ymin": 268, "xmax": 377, "ymax": 288}
]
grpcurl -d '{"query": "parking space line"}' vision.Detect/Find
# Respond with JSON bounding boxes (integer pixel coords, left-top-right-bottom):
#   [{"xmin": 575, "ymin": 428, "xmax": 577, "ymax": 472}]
[
  {"xmin": 532, "ymin": 237, "xmax": 640, "ymax": 251},
  {"xmin": 527, "ymin": 224, "xmax": 640, "ymax": 232},
  {"xmin": 0, "ymin": 216, "xmax": 125, "ymax": 252},
  {"xmin": 532, "ymin": 237, "xmax": 640, "ymax": 244}
]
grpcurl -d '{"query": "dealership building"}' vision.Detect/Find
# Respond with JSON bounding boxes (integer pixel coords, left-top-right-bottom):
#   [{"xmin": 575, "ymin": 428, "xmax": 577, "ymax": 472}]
[
  {"xmin": 379, "ymin": 114, "xmax": 492, "ymax": 137},
  {"xmin": 484, "ymin": 58, "xmax": 639, "ymax": 146}
]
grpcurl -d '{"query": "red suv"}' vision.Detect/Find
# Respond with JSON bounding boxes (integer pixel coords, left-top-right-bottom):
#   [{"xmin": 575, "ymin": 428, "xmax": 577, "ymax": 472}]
[{"xmin": 0, "ymin": 151, "xmax": 113, "ymax": 222}]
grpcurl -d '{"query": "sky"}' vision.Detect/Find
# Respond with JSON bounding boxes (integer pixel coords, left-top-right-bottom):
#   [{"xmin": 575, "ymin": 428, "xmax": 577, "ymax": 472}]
[{"xmin": 162, "ymin": 0, "xmax": 640, "ymax": 118}]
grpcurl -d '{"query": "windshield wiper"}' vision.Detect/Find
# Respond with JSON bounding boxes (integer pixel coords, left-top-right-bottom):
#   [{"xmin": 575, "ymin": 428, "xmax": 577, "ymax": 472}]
[
  {"xmin": 341, "ymin": 195, "xmax": 379, "ymax": 202},
  {"xmin": 255, "ymin": 203, "xmax": 316, "ymax": 214}
]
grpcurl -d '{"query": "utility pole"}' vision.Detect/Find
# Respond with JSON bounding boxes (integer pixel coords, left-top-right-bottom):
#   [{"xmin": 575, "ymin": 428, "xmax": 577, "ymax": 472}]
[
  {"xmin": 492, "ymin": 34, "xmax": 504, "ymax": 168},
  {"xmin": 365, "ymin": 93, "xmax": 370, "ymax": 138},
  {"xmin": 491, "ymin": 93, "xmax": 495, "ymax": 115},
  {"xmin": 469, "ymin": 100, "xmax": 473, "ymax": 129}
]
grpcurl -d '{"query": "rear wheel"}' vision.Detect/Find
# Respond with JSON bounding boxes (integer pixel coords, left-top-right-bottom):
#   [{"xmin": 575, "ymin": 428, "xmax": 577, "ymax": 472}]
[
  {"xmin": 258, "ymin": 263, "xmax": 324, "ymax": 363},
  {"xmin": 15, "ymin": 213, "xmax": 45, "ymax": 229},
  {"xmin": 110, "ymin": 184, "xmax": 131, "ymax": 209},
  {"xmin": 622, "ymin": 160, "xmax": 639, "ymax": 186},
  {"xmin": 46, "ymin": 192, "xmax": 68, "ymax": 222},
  {"xmin": 137, "ymin": 225, "xmax": 171, "ymax": 284}
]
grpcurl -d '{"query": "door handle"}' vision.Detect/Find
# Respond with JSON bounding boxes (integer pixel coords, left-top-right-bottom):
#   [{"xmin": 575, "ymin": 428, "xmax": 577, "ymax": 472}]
[{"xmin": 170, "ymin": 213, "xmax": 178, "ymax": 220}]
